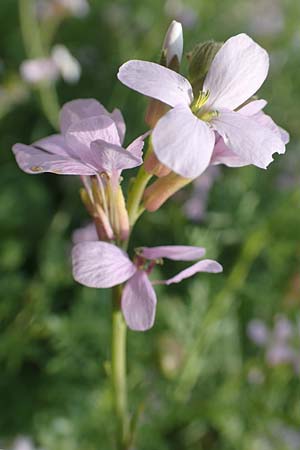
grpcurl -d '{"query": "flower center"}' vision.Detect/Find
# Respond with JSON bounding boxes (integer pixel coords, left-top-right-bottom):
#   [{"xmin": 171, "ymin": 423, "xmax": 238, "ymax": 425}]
[
  {"xmin": 190, "ymin": 90, "xmax": 218, "ymax": 122},
  {"xmin": 134, "ymin": 250, "xmax": 163, "ymax": 274}
]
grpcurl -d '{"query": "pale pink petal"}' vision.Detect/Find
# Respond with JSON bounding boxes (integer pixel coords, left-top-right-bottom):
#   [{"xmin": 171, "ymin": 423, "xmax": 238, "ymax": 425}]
[
  {"xmin": 65, "ymin": 115, "xmax": 121, "ymax": 159},
  {"xmin": 12, "ymin": 143, "xmax": 96, "ymax": 175},
  {"xmin": 72, "ymin": 242, "xmax": 136, "ymax": 288},
  {"xmin": 212, "ymin": 110, "xmax": 285, "ymax": 168},
  {"xmin": 118, "ymin": 60, "xmax": 193, "ymax": 107},
  {"xmin": 122, "ymin": 271, "xmax": 157, "ymax": 331},
  {"xmin": 253, "ymin": 111, "xmax": 290, "ymax": 144},
  {"xmin": 126, "ymin": 131, "xmax": 150, "ymax": 158},
  {"xmin": 210, "ymin": 135, "xmax": 249, "ymax": 167},
  {"xmin": 72, "ymin": 223, "xmax": 98, "ymax": 244},
  {"xmin": 34, "ymin": 134, "xmax": 73, "ymax": 157},
  {"xmin": 155, "ymin": 259, "xmax": 223, "ymax": 285},
  {"xmin": 152, "ymin": 104, "xmax": 215, "ymax": 178},
  {"xmin": 90, "ymin": 140, "xmax": 142, "ymax": 173},
  {"xmin": 139, "ymin": 246, "xmax": 206, "ymax": 261},
  {"xmin": 60, "ymin": 98, "xmax": 108, "ymax": 134},
  {"xmin": 111, "ymin": 108, "xmax": 126, "ymax": 144},
  {"xmin": 238, "ymin": 99, "xmax": 267, "ymax": 116},
  {"xmin": 204, "ymin": 34, "xmax": 269, "ymax": 111}
]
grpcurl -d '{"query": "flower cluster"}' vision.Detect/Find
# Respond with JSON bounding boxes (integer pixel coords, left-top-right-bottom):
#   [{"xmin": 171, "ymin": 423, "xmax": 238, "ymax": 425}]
[
  {"xmin": 12, "ymin": 20, "xmax": 289, "ymax": 331},
  {"xmin": 247, "ymin": 315, "xmax": 300, "ymax": 372}
]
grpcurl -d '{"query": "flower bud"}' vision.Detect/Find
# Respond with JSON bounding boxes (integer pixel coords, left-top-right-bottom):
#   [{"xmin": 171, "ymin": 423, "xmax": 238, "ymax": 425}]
[
  {"xmin": 145, "ymin": 99, "xmax": 169, "ymax": 129},
  {"xmin": 187, "ymin": 40, "xmax": 223, "ymax": 93},
  {"xmin": 145, "ymin": 21, "xmax": 183, "ymax": 128},
  {"xmin": 144, "ymin": 146, "xmax": 171, "ymax": 178},
  {"xmin": 143, "ymin": 172, "xmax": 192, "ymax": 212},
  {"xmin": 113, "ymin": 185, "xmax": 130, "ymax": 241},
  {"xmin": 162, "ymin": 20, "xmax": 183, "ymax": 71}
]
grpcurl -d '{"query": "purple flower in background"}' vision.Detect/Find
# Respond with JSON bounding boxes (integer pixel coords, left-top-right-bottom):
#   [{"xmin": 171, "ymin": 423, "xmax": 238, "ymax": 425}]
[
  {"xmin": 183, "ymin": 166, "xmax": 219, "ymax": 222},
  {"xmin": 72, "ymin": 242, "xmax": 222, "ymax": 331},
  {"xmin": 118, "ymin": 33, "xmax": 288, "ymax": 178},
  {"xmin": 247, "ymin": 319, "xmax": 269, "ymax": 346},
  {"xmin": 12, "ymin": 99, "xmax": 144, "ymax": 177},
  {"xmin": 164, "ymin": 0, "xmax": 198, "ymax": 29},
  {"xmin": 247, "ymin": 315, "xmax": 300, "ymax": 372}
]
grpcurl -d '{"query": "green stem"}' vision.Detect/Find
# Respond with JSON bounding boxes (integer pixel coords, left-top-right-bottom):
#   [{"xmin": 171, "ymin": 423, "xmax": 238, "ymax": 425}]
[
  {"xmin": 18, "ymin": 0, "xmax": 60, "ymax": 129},
  {"xmin": 112, "ymin": 285, "xmax": 129, "ymax": 449},
  {"xmin": 127, "ymin": 165, "xmax": 152, "ymax": 227}
]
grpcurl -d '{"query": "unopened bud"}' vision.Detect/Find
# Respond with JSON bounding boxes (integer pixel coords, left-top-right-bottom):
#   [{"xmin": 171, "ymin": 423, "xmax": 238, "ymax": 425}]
[
  {"xmin": 145, "ymin": 99, "xmax": 169, "ymax": 128},
  {"xmin": 145, "ymin": 21, "xmax": 183, "ymax": 128},
  {"xmin": 80, "ymin": 187, "xmax": 94, "ymax": 216},
  {"xmin": 114, "ymin": 185, "xmax": 130, "ymax": 241},
  {"xmin": 80, "ymin": 185, "xmax": 114, "ymax": 241},
  {"xmin": 143, "ymin": 172, "xmax": 192, "ymax": 212},
  {"xmin": 144, "ymin": 147, "xmax": 171, "ymax": 178},
  {"xmin": 188, "ymin": 40, "xmax": 223, "ymax": 93},
  {"xmin": 162, "ymin": 20, "xmax": 183, "ymax": 71}
]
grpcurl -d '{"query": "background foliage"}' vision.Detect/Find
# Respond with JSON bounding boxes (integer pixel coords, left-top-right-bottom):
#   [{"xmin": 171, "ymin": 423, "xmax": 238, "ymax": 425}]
[{"xmin": 1, "ymin": 0, "xmax": 300, "ymax": 448}]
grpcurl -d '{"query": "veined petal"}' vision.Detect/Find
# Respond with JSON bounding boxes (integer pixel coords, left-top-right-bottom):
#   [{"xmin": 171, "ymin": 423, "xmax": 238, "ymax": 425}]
[
  {"xmin": 122, "ymin": 271, "xmax": 157, "ymax": 331},
  {"xmin": 111, "ymin": 108, "xmax": 126, "ymax": 144},
  {"xmin": 65, "ymin": 115, "xmax": 121, "ymax": 159},
  {"xmin": 252, "ymin": 111, "xmax": 290, "ymax": 145},
  {"xmin": 152, "ymin": 104, "xmax": 215, "ymax": 178},
  {"xmin": 118, "ymin": 60, "xmax": 193, "ymax": 107},
  {"xmin": 60, "ymin": 98, "xmax": 108, "ymax": 134},
  {"xmin": 90, "ymin": 140, "xmax": 143, "ymax": 173},
  {"xmin": 72, "ymin": 242, "xmax": 136, "ymax": 288},
  {"xmin": 155, "ymin": 259, "xmax": 223, "ymax": 285},
  {"xmin": 204, "ymin": 34, "xmax": 269, "ymax": 111},
  {"xmin": 12, "ymin": 143, "xmax": 95, "ymax": 175},
  {"xmin": 210, "ymin": 135, "xmax": 250, "ymax": 167},
  {"xmin": 212, "ymin": 110, "xmax": 285, "ymax": 168},
  {"xmin": 34, "ymin": 134, "xmax": 73, "ymax": 157},
  {"xmin": 140, "ymin": 245, "xmax": 206, "ymax": 261},
  {"xmin": 126, "ymin": 131, "xmax": 150, "ymax": 158}
]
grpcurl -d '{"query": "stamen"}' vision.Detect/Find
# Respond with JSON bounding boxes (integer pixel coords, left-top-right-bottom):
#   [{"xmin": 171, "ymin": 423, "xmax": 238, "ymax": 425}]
[{"xmin": 191, "ymin": 90, "xmax": 210, "ymax": 114}]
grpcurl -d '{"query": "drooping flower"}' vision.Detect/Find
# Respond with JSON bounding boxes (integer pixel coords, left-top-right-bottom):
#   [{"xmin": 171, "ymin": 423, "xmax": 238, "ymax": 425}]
[
  {"xmin": 12, "ymin": 98, "xmax": 143, "ymax": 177},
  {"xmin": 118, "ymin": 33, "xmax": 288, "ymax": 179},
  {"xmin": 12, "ymin": 99, "xmax": 146, "ymax": 241},
  {"xmin": 72, "ymin": 242, "xmax": 222, "ymax": 331}
]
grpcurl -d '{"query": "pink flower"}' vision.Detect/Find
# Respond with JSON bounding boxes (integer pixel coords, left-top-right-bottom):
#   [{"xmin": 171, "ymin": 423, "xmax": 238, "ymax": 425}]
[
  {"xmin": 12, "ymin": 99, "xmax": 144, "ymax": 177},
  {"xmin": 118, "ymin": 33, "xmax": 288, "ymax": 178},
  {"xmin": 72, "ymin": 242, "xmax": 222, "ymax": 331}
]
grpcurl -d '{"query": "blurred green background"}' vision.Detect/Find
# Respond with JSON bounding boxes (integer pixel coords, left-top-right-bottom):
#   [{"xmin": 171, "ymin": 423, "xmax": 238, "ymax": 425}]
[{"xmin": 1, "ymin": 0, "xmax": 300, "ymax": 449}]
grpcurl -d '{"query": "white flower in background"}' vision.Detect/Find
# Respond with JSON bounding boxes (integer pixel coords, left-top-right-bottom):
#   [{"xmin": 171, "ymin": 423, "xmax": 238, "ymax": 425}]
[
  {"xmin": 20, "ymin": 45, "xmax": 81, "ymax": 85},
  {"xmin": 58, "ymin": 0, "xmax": 90, "ymax": 17},
  {"xmin": 37, "ymin": 0, "xmax": 89, "ymax": 19},
  {"xmin": 10, "ymin": 436, "xmax": 44, "ymax": 450},
  {"xmin": 20, "ymin": 58, "xmax": 59, "ymax": 84},
  {"xmin": 52, "ymin": 45, "xmax": 81, "ymax": 83}
]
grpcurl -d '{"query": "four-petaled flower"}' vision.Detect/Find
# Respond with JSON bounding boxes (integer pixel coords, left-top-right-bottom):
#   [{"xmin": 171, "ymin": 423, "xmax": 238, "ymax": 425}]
[
  {"xmin": 72, "ymin": 241, "xmax": 222, "ymax": 331},
  {"xmin": 12, "ymin": 98, "xmax": 144, "ymax": 177},
  {"xmin": 118, "ymin": 33, "xmax": 289, "ymax": 178}
]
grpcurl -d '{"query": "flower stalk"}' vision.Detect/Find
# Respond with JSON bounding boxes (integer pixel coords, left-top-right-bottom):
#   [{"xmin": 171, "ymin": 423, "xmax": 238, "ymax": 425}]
[{"xmin": 111, "ymin": 285, "xmax": 129, "ymax": 449}]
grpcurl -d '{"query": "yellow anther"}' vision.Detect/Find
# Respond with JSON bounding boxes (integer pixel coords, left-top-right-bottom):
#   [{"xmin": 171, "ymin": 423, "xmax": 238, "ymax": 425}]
[
  {"xmin": 191, "ymin": 90, "xmax": 210, "ymax": 114},
  {"xmin": 30, "ymin": 166, "xmax": 43, "ymax": 172}
]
